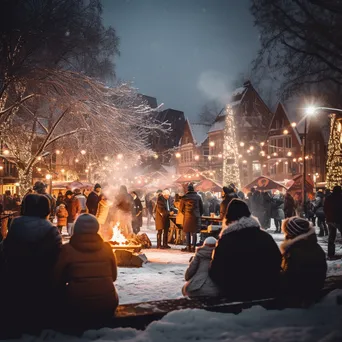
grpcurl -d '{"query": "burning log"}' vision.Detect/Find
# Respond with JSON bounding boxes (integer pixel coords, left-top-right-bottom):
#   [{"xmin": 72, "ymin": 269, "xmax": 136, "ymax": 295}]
[{"xmin": 108, "ymin": 222, "xmax": 147, "ymax": 267}]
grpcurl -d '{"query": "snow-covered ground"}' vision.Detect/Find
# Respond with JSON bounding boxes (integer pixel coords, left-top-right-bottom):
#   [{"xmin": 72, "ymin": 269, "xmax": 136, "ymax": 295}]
[
  {"xmin": 15, "ymin": 289, "xmax": 342, "ymax": 342},
  {"xmin": 115, "ymin": 223, "xmax": 342, "ymax": 305}
]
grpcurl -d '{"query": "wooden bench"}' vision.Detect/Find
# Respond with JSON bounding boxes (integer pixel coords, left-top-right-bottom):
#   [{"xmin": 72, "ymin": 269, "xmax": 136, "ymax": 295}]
[
  {"xmin": 113, "ymin": 275, "xmax": 342, "ymax": 330},
  {"xmin": 1, "ymin": 276, "xmax": 342, "ymax": 338}
]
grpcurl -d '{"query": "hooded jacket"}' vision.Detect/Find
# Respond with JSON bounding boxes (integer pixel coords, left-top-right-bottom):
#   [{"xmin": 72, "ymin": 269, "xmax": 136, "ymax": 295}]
[
  {"xmin": 53, "ymin": 233, "xmax": 118, "ymax": 320},
  {"xmin": 1, "ymin": 216, "xmax": 62, "ymax": 324},
  {"xmin": 280, "ymin": 228, "xmax": 327, "ymax": 299},
  {"xmin": 209, "ymin": 216, "xmax": 282, "ymax": 301},
  {"xmin": 56, "ymin": 206, "xmax": 69, "ymax": 226},
  {"xmin": 183, "ymin": 245, "xmax": 219, "ymax": 297}
]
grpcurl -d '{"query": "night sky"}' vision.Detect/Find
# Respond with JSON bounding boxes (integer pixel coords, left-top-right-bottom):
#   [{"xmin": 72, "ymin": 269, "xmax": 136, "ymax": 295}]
[{"xmin": 102, "ymin": 0, "xmax": 259, "ymax": 120}]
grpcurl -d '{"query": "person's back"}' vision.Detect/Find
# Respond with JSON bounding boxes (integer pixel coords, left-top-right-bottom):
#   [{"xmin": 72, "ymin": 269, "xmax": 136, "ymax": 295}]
[
  {"xmin": 2, "ymin": 194, "xmax": 62, "ymax": 329},
  {"xmin": 54, "ymin": 214, "xmax": 118, "ymax": 326},
  {"xmin": 280, "ymin": 217, "xmax": 327, "ymax": 301},
  {"xmin": 183, "ymin": 237, "xmax": 219, "ymax": 297},
  {"xmin": 210, "ymin": 199, "xmax": 281, "ymax": 301},
  {"xmin": 324, "ymin": 188, "xmax": 342, "ymax": 223},
  {"xmin": 75, "ymin": 193, "xmax": 87, "ymax": 213}
]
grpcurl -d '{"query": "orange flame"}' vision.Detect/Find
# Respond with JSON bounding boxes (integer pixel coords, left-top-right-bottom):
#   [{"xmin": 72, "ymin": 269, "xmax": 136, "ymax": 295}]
[{"xmin": 110, "ymin": 222, "xmax": 127, "ymax": 245}]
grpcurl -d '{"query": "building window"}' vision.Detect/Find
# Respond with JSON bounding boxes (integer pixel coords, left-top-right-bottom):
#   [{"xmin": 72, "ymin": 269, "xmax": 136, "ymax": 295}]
[
  {"xmin": 252, "ymin": 162, "xmax": 261, "ymax": 177},
  {"xmin": 203, "ymin": 147, "xmax": 209, "ymax": 156},
  {"xmin": 285, "ymin": 136, "xmax": 292, "ymax": 149},
  {"xmin": 268, "ymin": 139, "xmax": 277, "ymax": 154}
]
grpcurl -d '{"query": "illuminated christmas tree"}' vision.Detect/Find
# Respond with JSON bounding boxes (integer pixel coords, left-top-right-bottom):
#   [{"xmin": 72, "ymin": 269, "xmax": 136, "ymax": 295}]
[
  {"xmin": 326, "ymin": 113, "xmax": 342, "ymax": 189},
  {"xmin": 223, "ymin": 106, "xmax": 241, "ymax": 188}
]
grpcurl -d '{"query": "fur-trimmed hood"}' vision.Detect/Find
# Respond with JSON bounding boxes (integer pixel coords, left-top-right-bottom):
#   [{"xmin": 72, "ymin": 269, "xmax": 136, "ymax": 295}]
[
  {"xmin": 280, "ymin": 227, "xmax": 316, "ymax": 254},
  {"xmin": 220, "ymin": 216, "xmax": 260, "ymax": 237}
]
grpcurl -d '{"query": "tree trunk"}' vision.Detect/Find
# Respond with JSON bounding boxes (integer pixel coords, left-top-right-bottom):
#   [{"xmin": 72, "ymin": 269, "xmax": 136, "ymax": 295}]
[{"xmin": 18, "ymin": 168, "xmax": 33, "ymax": 197}]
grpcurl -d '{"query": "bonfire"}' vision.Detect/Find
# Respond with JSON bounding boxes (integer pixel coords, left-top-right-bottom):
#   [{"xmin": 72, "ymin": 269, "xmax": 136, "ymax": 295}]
[{"xmin": 109, "ymin": 222, "xmax": 141, "ymax": 249}]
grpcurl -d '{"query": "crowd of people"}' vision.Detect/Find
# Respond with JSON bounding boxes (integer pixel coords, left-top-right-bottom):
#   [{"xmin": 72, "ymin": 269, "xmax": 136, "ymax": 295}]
[{"xmin": 0, "ymin": 180, "xmax": 338, "ymax": 333}]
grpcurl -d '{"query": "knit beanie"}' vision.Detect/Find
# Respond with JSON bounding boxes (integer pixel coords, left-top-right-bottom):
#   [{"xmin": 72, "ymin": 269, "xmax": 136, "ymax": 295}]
[
  {"xmin": 73, "ymin": 214, "xmax": 99, "ymax": 234},
  {"xmin": 226, "ymin": 199, "xmax": 251, "ymax": 223},
  {"xmin": 204, "ymin": 236, "xmax": 217, "ymax": 247},
  {"xmin": 94, "ymin": 183, "xmax": 101, "ymax": 191},
  {"xmin": 283, "ymin": 217, "xmax": 311, "ymax": 239}
]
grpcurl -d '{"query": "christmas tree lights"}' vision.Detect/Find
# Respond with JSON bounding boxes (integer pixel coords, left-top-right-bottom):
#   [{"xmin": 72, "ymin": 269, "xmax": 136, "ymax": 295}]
[
  {"xmin": 326, "ymin": 113, "xmax": 342, "ymax": 189},
  {"xmin": 223, "ymin": 106, "xmax": 241, "ymax": 188}
]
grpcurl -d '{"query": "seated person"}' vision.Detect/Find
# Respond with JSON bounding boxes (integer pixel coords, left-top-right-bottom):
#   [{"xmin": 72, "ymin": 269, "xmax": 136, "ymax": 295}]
[
  {"xmin": 182, "ymin": 237, "xmax": 219, "ymax": 297},
  {"xmin": 209, "ymin": 199, "xmax": 282, "ymax": 301},
  {"xmin": 280, "ymin": 217, "xmax": 327, "ymax": 301},
  {"xmin": 54, "ymin": 214, "xmax": 118, "ymax": 326}
]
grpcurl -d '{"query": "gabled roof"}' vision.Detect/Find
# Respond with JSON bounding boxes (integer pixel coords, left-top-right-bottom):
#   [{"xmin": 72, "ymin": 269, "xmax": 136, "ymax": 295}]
[
  {"xmin": 185, "ymin": 120, "xmax": 210, "ymax": 146},
  {"xmin": 268, "ymin": 103, "xmax": 301, "ymax": 145}
]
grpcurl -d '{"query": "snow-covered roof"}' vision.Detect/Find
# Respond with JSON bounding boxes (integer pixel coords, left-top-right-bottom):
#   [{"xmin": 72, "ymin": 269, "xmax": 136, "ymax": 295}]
[
  {"xmin": 189, "ymin": 122, "xmax": 210, "ymax": 146},
  {"xmin": 232, "ymin": 86, "xmax": 247, "ymax": 97},
  {"xmin": 208, "ymin": 120, "xmax": 225, "ymax": 133}
]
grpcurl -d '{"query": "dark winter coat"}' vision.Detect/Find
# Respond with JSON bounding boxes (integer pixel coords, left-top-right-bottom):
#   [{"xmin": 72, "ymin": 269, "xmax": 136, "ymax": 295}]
[
  {"xmin": 314, "ymin": 193, "xmax": 325, "ymax": 219},
  {"xmin": 155, "ymin": 195, "xmax": 171, "ymax": 231},
  {"xmin": 1, "ymin": 216, "xmax": 62, "ymax": 325},
  {"xmin": 133, "ymin": 197, "xmax": 143, "ymax": 228},
  {"xmin": 249, "ymin": 191, "xmax": 263, "ymax": 217},
  {"xmin": 324, "ymin": 192, "xmax": 342, "ymax": 223},
  {"xmin": 179, "ymin": 191, "xmax": 204, "ymax": 233},
  {"xmin": 271, "ymin": 194, "xmax": 285, "ymax": 220},
  {"xmin": 54, "ymin": 233, "xmax": 118, "ymax": 320},
  {"xmin": 280, "ymin": 229, "xmax": 327, "ymax": 299},
  {"xmin": 86, "ymin": 191, "xmax": 100, "ymax": 216},
  {"xmin": 209, "ymin": 216, "xmax": 282, "ymax": 300},
  {"xmin": 208, "ymin": 197, "xmax": 220, "ymax": 216},
  {"xmin": 65, "ymin": 197, "xmax": 81, "ymax": 223},
  {"xmin": 219, "ymin": 192, "xmax": 238, "ymax": 220},
  {"xmin": 284, "ymin": 193, "xmax": 296, "ymax": 218}
]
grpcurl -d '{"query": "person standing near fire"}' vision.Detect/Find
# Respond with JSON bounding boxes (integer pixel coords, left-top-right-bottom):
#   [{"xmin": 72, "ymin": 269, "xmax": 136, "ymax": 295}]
[
  {"xmin": 155, "ymin": 189, "xmax": 174, "ymax": 249},
  {"xmin": 86, "ymin": 183, "xmax": 101, "ymax": 215}
]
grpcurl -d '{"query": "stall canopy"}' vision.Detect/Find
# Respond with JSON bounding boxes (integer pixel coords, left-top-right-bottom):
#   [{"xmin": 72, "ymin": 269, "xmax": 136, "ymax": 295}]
[
  {"xmin": 195, "ymin": 179, "xmax": 222, "ymax": 193},
  {"xmin": 285, "ymin": 175, "xmax": 314, "ymax": 194},
  {"xmin": 52, "ymin": 181, "xmax": 93, "ymax": 190},
  {"xmin": 243, "ymin": 176, "xmax": 287, "ymax": 192},
  {"xmin": 175, "ymin": 168, "xmax": 206, "ymax": 183}
]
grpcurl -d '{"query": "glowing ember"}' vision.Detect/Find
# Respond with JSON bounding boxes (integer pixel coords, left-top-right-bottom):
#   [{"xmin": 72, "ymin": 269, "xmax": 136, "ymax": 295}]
[{"xmin": 110, "ymin": 223, "xmax": 128, "ymax": 245}]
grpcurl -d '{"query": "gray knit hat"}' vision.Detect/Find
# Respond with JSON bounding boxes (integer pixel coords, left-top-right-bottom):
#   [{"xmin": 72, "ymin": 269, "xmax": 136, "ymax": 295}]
[
  {"xmin": 73, "ymin": 214, "xmax": 99, "ymax": 234},
  {"xmin": 283, "ymin": 217, "xmax": 311, "ymax": 238}
]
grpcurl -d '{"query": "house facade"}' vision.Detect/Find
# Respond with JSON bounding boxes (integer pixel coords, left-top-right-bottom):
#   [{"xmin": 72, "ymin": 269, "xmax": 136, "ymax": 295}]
[
  {"xmin": 206, "ymin": 81, "xmax": 273, "ymax": 185},
  {"xmin": 263, "ymin": 103, "xmax": 302, "ymax": 182}
]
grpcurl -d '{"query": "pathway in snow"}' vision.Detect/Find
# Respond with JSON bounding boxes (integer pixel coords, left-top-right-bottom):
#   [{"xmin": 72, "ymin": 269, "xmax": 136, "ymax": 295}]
[{"xmin": 115, "ymin": 224, "xmax": 342, "ymax": 304}]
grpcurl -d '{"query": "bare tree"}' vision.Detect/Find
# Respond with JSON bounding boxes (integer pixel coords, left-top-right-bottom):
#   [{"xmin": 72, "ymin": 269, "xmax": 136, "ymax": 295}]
[
  {"xmin": 251, "ymin": 0, "xmax": 342, "ymax": 99},
  {"xmin": 3, "ymin": 70, "xmax": 164, "ymax": 195},
  {"xmin": 0, "ymin": 0, "xmax": 119, "ymax": 117}
]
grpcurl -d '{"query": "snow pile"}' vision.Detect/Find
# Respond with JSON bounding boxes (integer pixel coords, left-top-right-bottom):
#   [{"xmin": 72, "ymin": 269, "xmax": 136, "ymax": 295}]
[{"xmin": 18, "ymin": 290, "xmax": 342, "ymax": 342}]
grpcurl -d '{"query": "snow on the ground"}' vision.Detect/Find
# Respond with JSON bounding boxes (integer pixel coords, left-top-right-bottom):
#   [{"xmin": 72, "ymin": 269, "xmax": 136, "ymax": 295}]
[
  {"xmin": 116, "ymin": 223, "xmax": 342, "ymax": 305},
  {"xmin": 16, "ymin": 289, "xmax": 342, "ymax": 342}
]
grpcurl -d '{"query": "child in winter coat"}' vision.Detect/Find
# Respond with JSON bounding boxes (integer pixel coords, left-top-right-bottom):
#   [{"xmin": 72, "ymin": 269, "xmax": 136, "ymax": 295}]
[
  {"xmin": 280, "ymin": 217, "xmax": 327, "ymax": 302},
  {"xmin": 56, "ymin": 204, "xmax": 68, "ymax": 234},
  {"xmin": 182, "ymin": 237, "xmax": 219, "ymax": 297}
]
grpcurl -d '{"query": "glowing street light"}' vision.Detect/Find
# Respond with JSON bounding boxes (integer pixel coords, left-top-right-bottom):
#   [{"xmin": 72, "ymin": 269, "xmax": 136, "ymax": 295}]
[
  {"xmin": 175, "ymin": 152, "xmax": 181, "ymax": 159},
  {"xmin": 218, "ymin": 153, "xmax": 222, "ymax": 159},
  {"xmin": 55, "ymin": 149, "xmax": 61, "ymax": 155},
  {"xmin": 104, "ymin": 156, "xmax": 109, "ymax": 161},
  {"xmin": 75, "ymin": 158, "xmax": 79, "ymax": 163},
  {"xmin": 61, "ymin": 169, "xmax": 65, "ymax": 173},
  {"xmin": 194, "ymin": 155, "xmax": 200, "ymax": 161},
  {"xmin": 240, "ymin": 142, "xmax": 245, "ymax": 147},
  {"xmin": 46, "ymin": 174, "xmax": 52, "ymax": 180},
  {"xmin": 3, "ymin": 149, "xmax": 10, "ymax": 155},
  {"xmin": 80, "ymin": 150, "xmax": 86, "ymax": 155},
  {"xmin": 209, "ymin": 141, "xmax": 215, "ymax": 147},
  {"xmin": 250, "ymin": 146, "xmax": 254, "ymax": 151},
  {"xmin": 283, "ymin": 129, "xmax": 289, "ymax": 135},
  {"xmin": 117, "ymin": 153, "xmax": 123, "ymax": 160},
  {"xmin": 287, "ymin": 151, "xmax": 292, "ymax": 157},
  {"xmin": 260, "ymin": 142, "xmax": 265, "ymax": 147},
  {"xmin": 291, "ymin": 122, "xmax": 297, "ymax": 128}
]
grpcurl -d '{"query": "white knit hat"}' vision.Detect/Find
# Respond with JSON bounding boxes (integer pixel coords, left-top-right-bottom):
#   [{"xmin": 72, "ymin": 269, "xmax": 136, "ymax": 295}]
[{"xmin": 204, "ymin": 236, "xmax": 217, "ymax": 246}]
